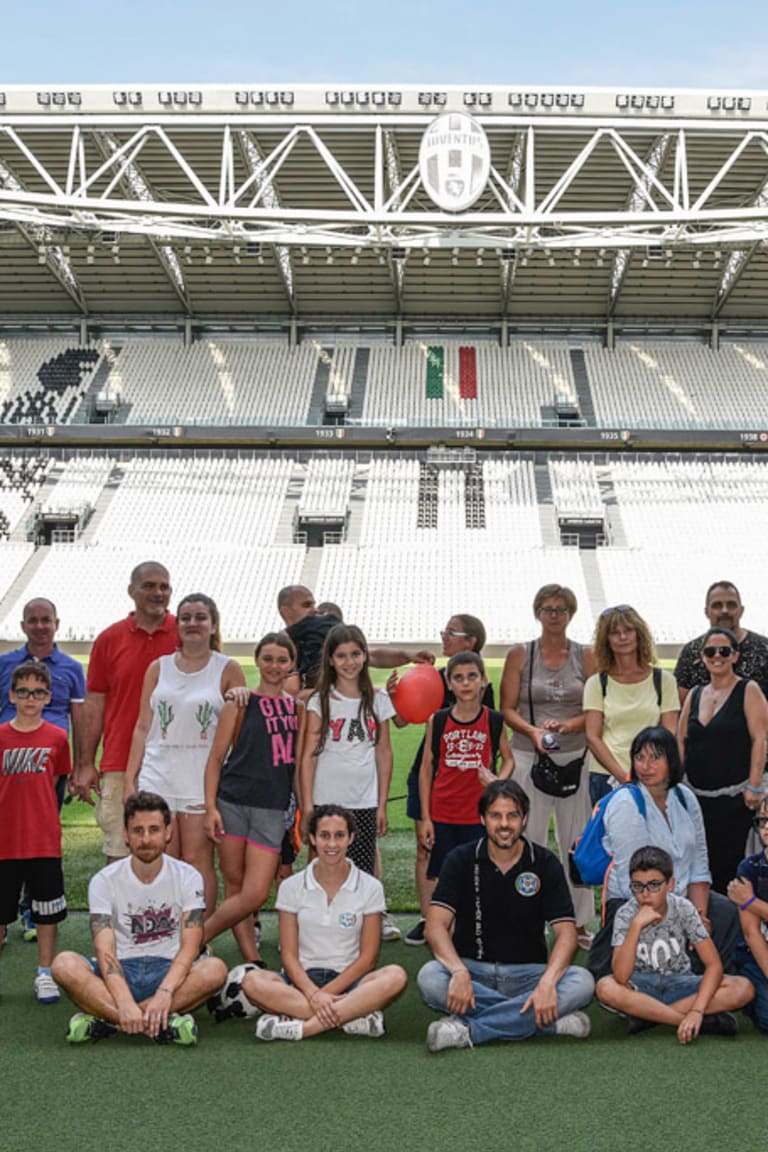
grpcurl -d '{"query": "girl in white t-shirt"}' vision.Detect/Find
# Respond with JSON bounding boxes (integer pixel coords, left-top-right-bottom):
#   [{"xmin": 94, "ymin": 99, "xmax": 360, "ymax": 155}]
[
  {"xmin": 242, "ymin": 805, "xmax": 407, "ymax": 1041},
  {"xmin": 299, "ymin": 624, "xmax": 394, "ymax": 875}
]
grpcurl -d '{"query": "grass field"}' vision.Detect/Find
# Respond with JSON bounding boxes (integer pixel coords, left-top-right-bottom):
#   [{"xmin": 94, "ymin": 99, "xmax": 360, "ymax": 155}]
[
  {"xmin": 6, "ymin": 656, "xmax": 763, "ymax": 1152},
  {"xmin": 3, "ymin": 910, "xmax": 767, "ymax": 1152}
]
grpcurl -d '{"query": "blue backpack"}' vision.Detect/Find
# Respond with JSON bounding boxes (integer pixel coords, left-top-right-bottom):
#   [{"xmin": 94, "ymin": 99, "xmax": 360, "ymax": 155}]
[{"xmin": 568, "ymin": 783, "xmax": 688, "ymax": 887}]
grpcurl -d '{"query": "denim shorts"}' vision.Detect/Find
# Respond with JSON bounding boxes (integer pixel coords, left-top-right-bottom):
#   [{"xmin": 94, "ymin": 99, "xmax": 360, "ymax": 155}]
[
  {"xmin": 87, "ymin": 954, "xmax": 172, "ymax": 1002},
  {"xmin": 630, "ymin": 971, "xmax": 702, "ymax": 1005},
  {"xmin": 280, "ymin": 967, "xmax": 360, "ymax": 992}
]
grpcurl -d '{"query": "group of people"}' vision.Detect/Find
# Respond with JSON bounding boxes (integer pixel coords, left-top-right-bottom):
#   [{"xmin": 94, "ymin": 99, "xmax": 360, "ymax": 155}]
[{"xmin": 3, "ymin": 564, "xmax": 768, "ymax": 1050}]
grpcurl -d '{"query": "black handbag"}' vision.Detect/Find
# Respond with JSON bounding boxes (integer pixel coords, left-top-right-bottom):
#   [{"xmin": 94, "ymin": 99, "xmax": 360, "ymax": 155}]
[{"xmin": 527, "ymin": 642, "xmax": 585, "ymax": 798}]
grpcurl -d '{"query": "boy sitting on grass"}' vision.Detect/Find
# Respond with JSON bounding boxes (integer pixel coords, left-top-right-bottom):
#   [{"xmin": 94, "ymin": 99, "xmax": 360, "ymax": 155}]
[
  {"xmin": 727, "ymin": 795, "xmax": 768, "ymax": 1033},
  {"xmin": 597, "ymin": 845, "xmax": 753, "ymax": 1042},
  {"xmin": 0, "ymin": 661, "xmax": 70, "ymax": 1003}
]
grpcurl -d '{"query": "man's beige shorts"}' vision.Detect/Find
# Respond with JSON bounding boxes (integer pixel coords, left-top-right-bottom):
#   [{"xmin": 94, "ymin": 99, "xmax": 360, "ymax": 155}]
[{"xmin": 95, "ymin": 772, "xmax": 129, "ymax": 859}]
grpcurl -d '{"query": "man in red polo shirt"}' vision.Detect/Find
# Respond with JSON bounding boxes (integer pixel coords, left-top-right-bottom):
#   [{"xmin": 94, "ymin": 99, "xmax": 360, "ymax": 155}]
[{"xmin": 73, "ymin": 562, "xmax": 178, "ymax": 862}]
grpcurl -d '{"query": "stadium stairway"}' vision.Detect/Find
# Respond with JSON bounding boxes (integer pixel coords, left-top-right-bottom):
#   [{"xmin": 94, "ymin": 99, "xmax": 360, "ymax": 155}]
[
  {"xmin": 70, "ymin": 348, "xmax": 121, "ymax": 424},
  {"xmin": 79, "ymin": 465, "xmax": 125, "ymax": 542},
  {"xmin": 569, "ymin": 349, "xmax": 597, "ymax": 426},
  {"xmin": 299, "ymin": 545, "xmax": 324, "ymax": 592},
  {"xmin": 534, "ymin": 463, "xmax": 560, "ymax": 546},
  {"xmin": 580, "ymin": 550, "xmax": 609, "ymax": 621},
  {"xmin": 346, "ymin": 348, "xmax": 369, "ymax": 423},
  {"xmin": 306, "ymin": 349, "xmax": 332, "ymax": 425},
  {"xmin": 274, "ymin": 467, "xmax": 306, "ymax": 544},
  {"xmin": 0, "ymin": 545, "xmax": 49, "ymax": 622},
  {"xmin": 344, "ymin": 469, "xmax": 368, "ymax": 545},
  {"xmin": 596, "ymin": 467, "xmax": 628, "ymax": 546}
]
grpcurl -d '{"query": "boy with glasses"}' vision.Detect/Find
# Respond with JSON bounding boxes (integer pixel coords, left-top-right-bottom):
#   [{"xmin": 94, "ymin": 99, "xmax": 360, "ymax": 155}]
[
  {"xmin": 0, "ymin": 661, "xmax": 71, "ymax": 1002},
  {"xmin": 596, "ymin": 845, "xmax": 752, "ymax": 1041},
  {"xmin": 728, "ymin": 797, "xmax": 768, "ymax": 1032}
]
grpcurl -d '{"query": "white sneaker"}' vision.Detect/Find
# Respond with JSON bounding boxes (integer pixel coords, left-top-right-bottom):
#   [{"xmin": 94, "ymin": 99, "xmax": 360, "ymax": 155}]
[
  {"xmin": 255, "ymin": 1014, "xmax": 304, "ymax": 1041},
  {"xmin": 381, "ymin": 913, "xmax": 401, "ymax": 942},
  {"xmin": 342, "ymin": 1010, "xmax": 386, "ymax": 1037},
  {"xmin": 554, "ymin": 1011, "xmax": 591, "ymax": 1038},
  {"xmin": 426, "ymin": 1016, "xmax": 473, "ymax": 1052},
  {"xmin": 34, "ymin": 971, "xmax": 60, "ymax": 1004}
]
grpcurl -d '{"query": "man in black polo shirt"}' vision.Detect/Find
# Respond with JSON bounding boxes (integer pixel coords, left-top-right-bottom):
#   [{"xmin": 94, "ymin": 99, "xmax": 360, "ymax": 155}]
[{"xmin": 417, "ymin": 779, "xmax": 594, "ymax": 1050}]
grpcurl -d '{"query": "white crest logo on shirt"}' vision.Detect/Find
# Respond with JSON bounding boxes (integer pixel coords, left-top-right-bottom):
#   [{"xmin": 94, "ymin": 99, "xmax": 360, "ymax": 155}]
[{"xmin": 338, "ymin": 912, "xmax": 357, "ymax": 928}]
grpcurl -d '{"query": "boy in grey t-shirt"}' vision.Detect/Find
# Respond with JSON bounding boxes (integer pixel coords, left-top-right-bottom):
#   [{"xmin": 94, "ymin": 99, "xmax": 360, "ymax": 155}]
[{"xmin": 595, "ymin": 846, "xmax": 753, "ymax": 1042}]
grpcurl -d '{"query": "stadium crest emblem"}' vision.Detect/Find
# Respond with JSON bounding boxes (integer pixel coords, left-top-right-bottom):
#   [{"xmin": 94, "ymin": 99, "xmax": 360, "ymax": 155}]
[
  {"xmin": 419, "ymin": 112, "xmax": 491, "ymax": 212},
  {"xmin": 515, "ymin": 872, "xmax": 541, "ymax": 897}
]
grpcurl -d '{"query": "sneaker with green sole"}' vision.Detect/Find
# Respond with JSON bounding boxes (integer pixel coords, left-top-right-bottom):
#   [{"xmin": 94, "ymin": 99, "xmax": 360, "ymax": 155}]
[
  {"xmin": 155, "ymin": 1013, "xmax": 198, "ymax": 1046},
  {"xmin": 66, "ymin": 1013, "xmax": 118, "ymax": 1043}
]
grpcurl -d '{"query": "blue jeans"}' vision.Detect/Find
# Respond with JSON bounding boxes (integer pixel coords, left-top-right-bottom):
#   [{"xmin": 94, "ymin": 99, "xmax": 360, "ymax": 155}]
[
  {"xmin": 418, "ymin": 959, "xmax": 594, "ymax": 1045},
  {"xmin": 589, "ymin": 772, "xmax": 613, "ymax": 807},
  {"xmin": 87, "ymin": 954, "xmax": 171, "ymax": 1002},
  {"xmin": 630, "ymin": 971, "xmax": 702, "ymax": 1005}
]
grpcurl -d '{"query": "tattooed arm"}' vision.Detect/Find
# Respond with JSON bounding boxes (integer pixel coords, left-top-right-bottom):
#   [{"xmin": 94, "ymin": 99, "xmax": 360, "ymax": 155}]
[{"xmin": 90, "ymin": 912, "xmax": 145, "ymax": 1035}]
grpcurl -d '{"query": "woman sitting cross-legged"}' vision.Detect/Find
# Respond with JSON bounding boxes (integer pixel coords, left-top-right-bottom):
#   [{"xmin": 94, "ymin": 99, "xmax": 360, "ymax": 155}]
[{"xmin": 242, "ymin": 805, "xmax": 407, "ymax": 1040}]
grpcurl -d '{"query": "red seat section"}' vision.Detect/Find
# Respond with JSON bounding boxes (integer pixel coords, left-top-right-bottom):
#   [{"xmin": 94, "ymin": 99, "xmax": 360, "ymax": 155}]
[{"xmin": 459, "ymin": 346, "xmax": 477, "ymax": 399}]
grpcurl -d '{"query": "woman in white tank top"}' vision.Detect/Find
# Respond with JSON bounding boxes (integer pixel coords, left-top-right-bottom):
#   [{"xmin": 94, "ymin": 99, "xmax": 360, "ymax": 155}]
[{"xmin": 125, "ymin": 593, "xmax": 245, "ymax": 915}]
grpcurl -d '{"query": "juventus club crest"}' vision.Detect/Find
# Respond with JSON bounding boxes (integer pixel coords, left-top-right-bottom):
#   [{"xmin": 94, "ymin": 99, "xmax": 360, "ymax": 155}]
[{"xmin": 419, "ymin": 112, "xmax": 491, "ymax": 212}]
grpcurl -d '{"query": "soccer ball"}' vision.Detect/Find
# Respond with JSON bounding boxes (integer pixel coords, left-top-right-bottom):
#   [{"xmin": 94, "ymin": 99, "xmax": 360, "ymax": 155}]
[{"xmin": 207, "ymin": 963, "xmax": 261, "ymax": 1022}]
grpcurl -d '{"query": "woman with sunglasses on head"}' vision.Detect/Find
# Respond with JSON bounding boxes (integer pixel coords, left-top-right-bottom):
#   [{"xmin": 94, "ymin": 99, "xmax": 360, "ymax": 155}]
[
  {"xmin": 391, "ymin": 614, "xmax": 492, "ymax": 947},
  {"xmin": 678, "ymin": 627, "xmax": 768, "ymax": 895},
  {"xmin": 588, "ymin": 725, "xmax": 740, "ymax": 981},
  {"xmin": 500, "ymin": 584, "xmax": 596, "ymax": 949},
  {"xmin": 583, "ymin": 605, "xmax": 679, "ymax": 806}
]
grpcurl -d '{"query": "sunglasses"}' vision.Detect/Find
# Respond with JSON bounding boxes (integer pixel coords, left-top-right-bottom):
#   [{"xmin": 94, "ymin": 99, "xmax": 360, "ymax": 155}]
[
  {"xmin": 13, "ymin": 687, "xmax": 49, "ymax": 700},
  {"xmin": 441, "ymin": 628, "xmax": 469, "ymax": 638},
  {"xmin": 629, "ymin": 878, "xmax": 667, "ymax": 895},
  {"xmin": 600, "ymin": 604, "xmax": 633, "ymax": 617},
  {"xmin": 702, "ymin": 645, "xmax": 735, "ymax": 658}
]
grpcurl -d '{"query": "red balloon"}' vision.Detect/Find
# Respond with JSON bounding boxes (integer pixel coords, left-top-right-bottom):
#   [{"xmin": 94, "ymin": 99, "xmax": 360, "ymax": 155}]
[{"xmin": 391, "ymin": 664, "xmax": 445, "ymax": 724}]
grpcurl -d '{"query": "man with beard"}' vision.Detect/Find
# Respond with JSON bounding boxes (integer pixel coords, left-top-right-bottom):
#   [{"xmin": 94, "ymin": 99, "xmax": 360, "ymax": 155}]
[
  {"xmin": 52, "ymin": 791, "xmax": 225, "ymax": 1045},
  {"xmin": 417, "ymin": 778, "xmax": 594, "ymax": 1050},
  {"xmin": 674, "ymin": 581, "xmax": 768, "ymax": 703}
]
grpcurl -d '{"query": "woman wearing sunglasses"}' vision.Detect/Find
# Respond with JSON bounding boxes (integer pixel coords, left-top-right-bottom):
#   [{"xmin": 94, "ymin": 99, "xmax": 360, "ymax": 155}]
[
  {"xmin": 588, "ymin": 726, "xmax": 739, "ymax": 981},
  {"xmin": 584, "ymin": 605, "xmax": 679, "ymax": 805},
  {"xmin": 678, "ymin": 627, "xmax": 768, "ymax": 895}
]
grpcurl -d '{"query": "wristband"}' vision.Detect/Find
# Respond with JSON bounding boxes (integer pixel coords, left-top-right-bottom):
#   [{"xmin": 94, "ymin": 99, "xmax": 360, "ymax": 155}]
[
  {"xmin": 689, "ymin": 1008, "xmax": 703, "ymax": 1015},
  {"xmin": 744, "ymin": 784, "xmax": 765, "ymax": 795},
  {"xmin": 740, "ymin": 895, "xmax": 758, "ymax": 911},
  {"xmin": 158, "ymin": 986, "xmax": 173, "ymax": 995}
]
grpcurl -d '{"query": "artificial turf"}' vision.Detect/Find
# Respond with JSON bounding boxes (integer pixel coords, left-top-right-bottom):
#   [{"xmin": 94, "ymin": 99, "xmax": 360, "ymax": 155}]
[{"xmin": 2, "ymin": 911, "xmax": 765, "ymax": 1152}]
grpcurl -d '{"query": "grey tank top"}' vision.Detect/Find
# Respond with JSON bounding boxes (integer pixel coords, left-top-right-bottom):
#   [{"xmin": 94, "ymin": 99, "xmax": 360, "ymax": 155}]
[{"xmin": 511, "ymin": 640, "xmax": 587, "ymax": 756}]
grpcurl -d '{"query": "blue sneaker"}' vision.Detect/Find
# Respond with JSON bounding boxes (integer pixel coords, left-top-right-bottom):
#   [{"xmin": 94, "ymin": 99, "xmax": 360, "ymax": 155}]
[{"xmin": 21, "ymin": 909, "xmax": 37, "ymax": 942}]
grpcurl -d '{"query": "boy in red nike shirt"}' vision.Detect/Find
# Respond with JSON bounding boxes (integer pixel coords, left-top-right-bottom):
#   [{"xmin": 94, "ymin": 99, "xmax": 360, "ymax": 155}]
[{"xmin": 0, "ymin": 661, "xmax": 71, "ymax": 1002}]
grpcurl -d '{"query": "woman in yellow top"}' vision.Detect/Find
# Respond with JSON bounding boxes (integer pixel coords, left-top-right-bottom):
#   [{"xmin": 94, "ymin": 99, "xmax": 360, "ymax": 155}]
[{"xmin": 583, "ymin": 605, "xmax": 679, "ymax": 806}]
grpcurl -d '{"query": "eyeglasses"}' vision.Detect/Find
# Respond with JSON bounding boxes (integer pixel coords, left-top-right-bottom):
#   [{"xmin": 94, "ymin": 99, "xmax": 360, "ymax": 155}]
[
  {"xmin": 441, "ymin": 629, "xmax": 469, "ymax": 638},
  {"xmin": 600, "ymin": 604, "xmax": 633, "ymax": 617},
  {"xmin": 752, "ymin": 816, "xmax": 768, "ymax": 829},
  {"xmin": 13, "ymin": 687, "xmax": 49, "ymax": 700},
  {"xmin": 629, "ymin": 878, "xmax": 666, "ymax": 895},
  {"xmin": 702, "ymin": 645, "xmax": 735, "ymax": 658},
  {"xmin": 539, "ymin": 607, "xmax": 569, "ymax": 616}
]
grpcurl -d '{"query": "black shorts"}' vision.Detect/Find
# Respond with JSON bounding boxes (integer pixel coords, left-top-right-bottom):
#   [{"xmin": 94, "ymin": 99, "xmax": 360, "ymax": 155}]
[
  {"xmin": 406, "ymin": 768, "xmax": 422, "ymax": 822},
  {"xmin": 0, "ymin": 858, "xmax": 67, "ymax": 925}
]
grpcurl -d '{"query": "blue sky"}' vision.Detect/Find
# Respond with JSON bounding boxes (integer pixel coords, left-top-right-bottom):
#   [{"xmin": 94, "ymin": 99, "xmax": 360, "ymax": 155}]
[{"xmin": 1, "ymin": 0, "xmax": 766, "ymax": 88}]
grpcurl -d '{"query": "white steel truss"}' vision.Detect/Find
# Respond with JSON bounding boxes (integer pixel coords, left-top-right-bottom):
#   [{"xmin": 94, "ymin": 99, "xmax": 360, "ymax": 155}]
[{"xmin": 1, "ymin": 117, "xmax": 768, "ymax": 252}]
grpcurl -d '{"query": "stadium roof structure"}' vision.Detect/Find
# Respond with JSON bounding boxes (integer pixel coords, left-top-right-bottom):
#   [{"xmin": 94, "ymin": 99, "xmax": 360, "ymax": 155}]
[{"xmin": 1, "ymin": 83, "xmax": 768, "ymax": 331}]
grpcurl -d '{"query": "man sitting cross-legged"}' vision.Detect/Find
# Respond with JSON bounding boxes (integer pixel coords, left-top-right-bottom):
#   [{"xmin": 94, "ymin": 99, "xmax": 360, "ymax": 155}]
[{"xmin": 52, "ymin": 790, "xmax": 225, "ymax": 1045}]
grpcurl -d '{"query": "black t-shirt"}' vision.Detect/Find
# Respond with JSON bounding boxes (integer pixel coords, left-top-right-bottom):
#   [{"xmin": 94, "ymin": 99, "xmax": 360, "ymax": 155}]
[
  {"xmin": 431, "ymin": 837, "xmax": 574, "ymax": 965},
  {"xmin": 286, "ymin": 613, "xmax": 340, "ymax": 688},
  {"xmin": 218, "ymin": 693, "xmax": 298, "ymax": 810}
]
